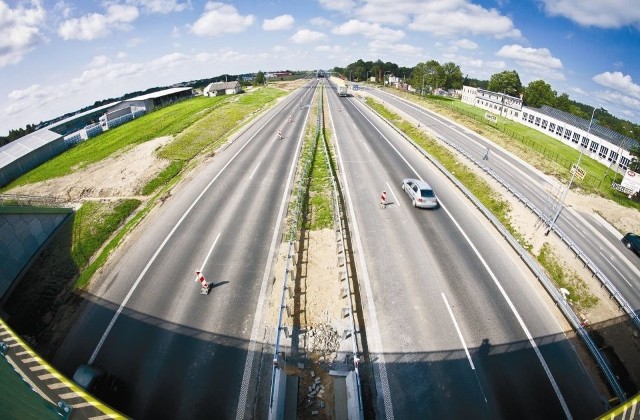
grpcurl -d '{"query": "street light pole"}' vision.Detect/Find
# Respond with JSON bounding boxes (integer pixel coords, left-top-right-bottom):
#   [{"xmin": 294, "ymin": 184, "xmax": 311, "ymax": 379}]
[{"xmin": 546, "ymin": 107, "xmax": 596, "ymax": 235}]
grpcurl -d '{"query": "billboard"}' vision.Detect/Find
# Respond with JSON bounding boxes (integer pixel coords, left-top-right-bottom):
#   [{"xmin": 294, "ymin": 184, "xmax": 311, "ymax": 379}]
[{"xmin": 621, "ymin": 170, "xmax": 640, "ymax": 193}]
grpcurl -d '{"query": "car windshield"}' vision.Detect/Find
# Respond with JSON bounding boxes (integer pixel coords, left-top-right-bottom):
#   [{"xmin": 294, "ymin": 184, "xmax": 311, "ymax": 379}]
[{"xmin": 420, "ymin": 189, "xmax": 435, "ymax": 198}]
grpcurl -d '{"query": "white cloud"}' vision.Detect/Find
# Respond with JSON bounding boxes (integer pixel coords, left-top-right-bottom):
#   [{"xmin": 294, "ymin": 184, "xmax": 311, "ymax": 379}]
[
  {"xmin": 273, "ymin": 45, "xmax": 288, "ymax": 52},
  {"xmin": 290, "ymin": 29, "xmax": 328, "ymax": 44},
  {"xmin": 332, "ymin": 19, "xmax": 405, "ymax": 42},
  {"xmin": 127, "ymin": 37, "xmax": 145, "ymax": 48},
  {"xmin": 0, "ymin": 0, "xmax": 46, "ymax": 67},
  {"xmin": 171, "ymin": 26, "xmax": 180, "ymax": 38},
  {"xmin": 496, "ymin": 44, "xmax": 564, "ymax": 80},
  {"xmin": 190, "ymin": 2, "xmax": 254, "ymax": 36},
  {"xmin": 131, "ymin": 0, "xmax": 189, "ymax": 14},
  {"xmin": 310, "ymin": 17, "xmax": 332, "ymax": 27},
  {"xmin": 318, "ymin": 0, "xmax": 356, "ymax": 12},
  {"xmin": 593, "ymin": 71, "xmax": 640, "ymax": 100},
  {"xmin": 117, "ymin": 51, "xmax": 128, "ymax": 59},
  {"xmin": 497, "ymin": 44, "xmax": 563, "ymax": 69},
  {"xmin": 594, "ymin": 90, "xmax": 640, "ymax": 122},
  {"xmin": 263, "ymin": 14, "xmax": 294, "ymax": 31},
  {"xmin": 541, "ymin": 0, "xmax": 640, "ymax": 28},
  {"xmin": 450, "ymin": 39, "xmax": 478, "ymax": 50},
  {"xmin": 368, "ymin": 40, "xmax": 422, "ymax": 56},
  {"xmin": 408, "ymin": 2, "xmax": 521, "ymax": 39},
  {"xmin": 88, "ymin": 55, "xmax": 110, "ymax": 68},
  {"xmin": 58, "ymin": 4, "xmax": 139, "ymax": 41}
]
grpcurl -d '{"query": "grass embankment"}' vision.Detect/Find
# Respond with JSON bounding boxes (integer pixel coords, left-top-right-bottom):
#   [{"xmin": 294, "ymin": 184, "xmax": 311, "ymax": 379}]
[
  {"xmin": 537, "ymin": 244, "xmax": 598, "ymax": 310},
  {"xmin": 2, "ymin": 96, "xmax": 227, "ymax": 190},
  {"xmin": 8, "ymin": 87, "xmax": 287, "ymax": 289},
  {"xmin": 366, "ymin": 97, "xmax": 599, "ymax": 308},
  {"xmin": 386, "ymin": 90, "xmax": 640, "ymax": 211}
]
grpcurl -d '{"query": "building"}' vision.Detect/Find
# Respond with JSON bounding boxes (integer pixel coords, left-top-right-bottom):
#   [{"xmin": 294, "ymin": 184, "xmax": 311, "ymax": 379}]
[
  {"xmin": 203, "ymin": 81, "xmax": 242, "ymax": 97},
  {"xmin": 461, "ymin": 86, "xmax": 523, "ymax": 119},
  {"xmin": 461, "ymin": 86, "xmax": 638, "ymax": 173},
  {"xmin": 0, "ymin": 87, "xmax": 193, "ymax": 187}
]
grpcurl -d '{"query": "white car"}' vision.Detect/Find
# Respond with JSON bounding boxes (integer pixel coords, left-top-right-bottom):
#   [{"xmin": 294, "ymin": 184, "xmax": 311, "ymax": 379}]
[{"xmin": 401, "ymin": 178, "xmax": 438, "ymax": 208}]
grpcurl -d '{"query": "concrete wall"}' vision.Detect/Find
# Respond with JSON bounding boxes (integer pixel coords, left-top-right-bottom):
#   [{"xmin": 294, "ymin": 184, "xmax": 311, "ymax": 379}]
[{"xmin": 0, "ymin": 207, "xmax": 72, "ymax": 299}]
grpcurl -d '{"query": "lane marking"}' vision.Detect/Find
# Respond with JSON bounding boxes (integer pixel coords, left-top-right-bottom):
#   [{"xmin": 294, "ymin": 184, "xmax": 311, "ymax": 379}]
[
  {"xmin": 87, "ymin": 86, "xmax": 305, "ymax": 366},
  {"xmin": 199, "ymin": 232, "xmax": 220, "ymax": 274},
  {"xmin": 437, "ymin": 199, "xmax": 573, "ymax": 419},
  {"xmin": 249, "ymin": 162, "xmax": 261, "ymax": 180},
  {"xmin": 385, "ymin": 181, "xmax": 400, "ymax": 207},
  {"xmin": 442, "ymin": 293, "xmax": 475, "ymax": 370},
  {"xmin": 235, "ymin": 83, "xmax": 315, "ymax": 420},
  {"xmin": 328, "ymin": 94, "xmax": 395, "ymax": 419},
  {"xmin": 355, "ymin": 94, "xmax": 572, "ymax": 418}
]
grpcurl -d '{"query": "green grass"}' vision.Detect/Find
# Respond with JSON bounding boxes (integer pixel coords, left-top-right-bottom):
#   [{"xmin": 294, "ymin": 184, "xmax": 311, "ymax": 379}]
[
  {"xmin": 537, "ymin": 243, "xmax": 599, "ymax": 310},
  {"xmin": 308, "ymin": 138, "xmax": 333, "ymax": 230},
  {"xmin": 139, "ymin": 160, "xmax": 185, "ymax": 195},
  {"xmin": 2, "ymin": 96, "xmax": 227, "ymax": 190},
  {"xmin": 72, "ymin": 199, "xmax": 140, "ymax": 270},
  {"xmin": 158, "ymin": 87, "xmax": 285, "ymax": 161}
]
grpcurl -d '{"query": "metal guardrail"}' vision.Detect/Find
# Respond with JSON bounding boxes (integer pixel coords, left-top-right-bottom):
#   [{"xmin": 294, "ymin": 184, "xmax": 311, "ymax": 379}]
[
  {"xmin": 370, "ymin": 91, "xmax": 640, "ymax": 333},
  {"xmin": 361, "ymin": 94, "xmax": 628, "ymax": 403},
  {"xmin": 318, "ymin": 80, "xmax": 364, "ymax": 414},
  {"xmin": 269, "ymin": 80, "xmax": 364, "ymax": 417}
]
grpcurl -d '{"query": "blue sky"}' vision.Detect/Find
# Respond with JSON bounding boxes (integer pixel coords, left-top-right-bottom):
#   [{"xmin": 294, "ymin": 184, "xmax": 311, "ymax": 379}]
[{"xmin": 1, "ymin": 0, "xmax": 639, "ymax": 137}]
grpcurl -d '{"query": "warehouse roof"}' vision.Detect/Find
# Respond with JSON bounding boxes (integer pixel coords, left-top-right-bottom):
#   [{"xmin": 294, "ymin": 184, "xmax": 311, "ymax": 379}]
[{"xmin": 0, "ymin": 129, "xmax": 62, "ymax": 168}]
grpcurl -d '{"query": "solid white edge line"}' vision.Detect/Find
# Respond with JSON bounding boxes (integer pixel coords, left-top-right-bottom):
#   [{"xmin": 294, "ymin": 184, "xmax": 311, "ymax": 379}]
[
  {"xmin": 441, "ymin": 293, "xmax": 475, "ymax": 370},
  {"xmin": 234, "ymin": 83, "xmax": 314, "ymax": 420},
  {"xmin": 437, "ymin": 201, "xmax": 573, "ymax": 419},
  {"xmin": 329, "ymin": 91, "xmax": 395, "ymax": 419},
  {"xmin": 355, "ymin": 93, "xmax": 572, "ymax": 418},
  {"xmin": 88, "ymin": 87, "xmax": 301, "ymax": 366}
]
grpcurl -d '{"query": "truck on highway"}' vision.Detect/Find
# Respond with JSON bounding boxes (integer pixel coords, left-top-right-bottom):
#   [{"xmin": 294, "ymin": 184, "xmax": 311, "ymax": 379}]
[{"xmin": 337, "ymin": 85, "xmax": 348, "ymax": 97}]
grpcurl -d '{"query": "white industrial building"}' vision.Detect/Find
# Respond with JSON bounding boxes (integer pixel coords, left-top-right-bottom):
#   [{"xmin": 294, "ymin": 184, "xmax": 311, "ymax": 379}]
[
  {"xmin": 462, "ymin": 86, "xmax": 638, "ymax": 173},
  {"xmin": 0, "ymin": 87, "xmax": 193, "ymax": 187}
]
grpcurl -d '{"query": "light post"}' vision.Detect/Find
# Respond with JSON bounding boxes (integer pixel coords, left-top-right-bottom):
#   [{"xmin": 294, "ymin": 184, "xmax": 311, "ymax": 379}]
[
  {"xmin": 421, "ymin": 73, "xmax": 425, "ymax": 97},
  {"xmin": 546, "ymin": 107, "xmax": 596, "ymax": 235}
]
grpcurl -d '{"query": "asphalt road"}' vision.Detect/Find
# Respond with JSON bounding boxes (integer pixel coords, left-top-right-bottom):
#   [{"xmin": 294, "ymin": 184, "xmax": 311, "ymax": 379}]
[
  {"xmin": 327, "ymin": 86, "xmax": 605, "ymax": 418},
  {"xmin": 53, "ymin": 80, "xmax": 318, "ymax": 419},
  {"xmin": 364, "ymin": 87, "xmax": 640, "ymax": 317}
]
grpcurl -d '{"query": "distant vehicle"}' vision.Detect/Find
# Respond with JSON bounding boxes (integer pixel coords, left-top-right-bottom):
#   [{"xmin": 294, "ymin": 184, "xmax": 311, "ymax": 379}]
[
  {"xmin": 337, "ymin": 85, "xmax": 348, "ymax": 97},
  {"xmin": 401, "ymin": 178, "xmax": 438, "ymax": 208},
  {"xmin": 73, "ymin": 364, "xmax": 120, "ymax": 404},
  {"xmin": 622, "ymin": 233, "xmax": 640, "ymax": 256}
]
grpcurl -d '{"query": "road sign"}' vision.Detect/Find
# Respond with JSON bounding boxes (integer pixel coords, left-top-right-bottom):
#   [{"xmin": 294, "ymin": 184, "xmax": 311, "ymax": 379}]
[{"xmin": 570, "ymin": 164, "xmax": 586, "ymax": 180}]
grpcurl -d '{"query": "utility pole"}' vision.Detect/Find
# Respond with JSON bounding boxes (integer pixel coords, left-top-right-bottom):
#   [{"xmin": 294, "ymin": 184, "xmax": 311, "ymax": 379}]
[{"xmin": 545, "ymin": 107, "xmax": 597, "ymax": 235}]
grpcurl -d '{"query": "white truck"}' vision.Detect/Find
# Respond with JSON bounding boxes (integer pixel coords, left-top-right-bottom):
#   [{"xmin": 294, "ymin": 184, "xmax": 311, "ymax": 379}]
[{"xmin": 337, "ymin": 85, "xmax": 348, "ymax": 97}]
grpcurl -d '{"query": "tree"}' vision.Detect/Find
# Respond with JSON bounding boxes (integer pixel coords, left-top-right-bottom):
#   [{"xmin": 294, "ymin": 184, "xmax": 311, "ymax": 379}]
[
  {"xmin": 555, "ymin": 93, "xmax": 571, "ymax": 112},
  {"xmin": 254, "ymin": 71, "xmax": 265, "ymax": 85},
  {"xmin": 411, "ymin": 60, "xmax": 444, "ymax": 94},
  {"xmin": 629, "ymin": 146, "xmax": 640, "ymax": 172},
  {"xmin": 487, "ymin": 70, "xmax": 522, "ymax": 97},
  {"xmin": 441, "ymin": 62, "xmax": 463, "ymax": 90},
  {"xmin": 523, "ymin": 80, "xmax": 556, "ymax": 108}
]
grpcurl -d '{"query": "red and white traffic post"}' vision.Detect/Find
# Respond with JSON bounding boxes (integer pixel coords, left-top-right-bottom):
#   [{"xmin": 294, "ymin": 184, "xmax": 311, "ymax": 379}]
[{"xmin": 195, "ymin": 271, "xmax": 210, "ymax": 294}]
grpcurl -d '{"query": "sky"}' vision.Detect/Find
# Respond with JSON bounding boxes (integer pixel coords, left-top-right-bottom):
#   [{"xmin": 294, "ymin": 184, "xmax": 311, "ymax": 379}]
[{"xmin": 1, "ymin": 0, "xmax": 639, "ymax": 137}]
